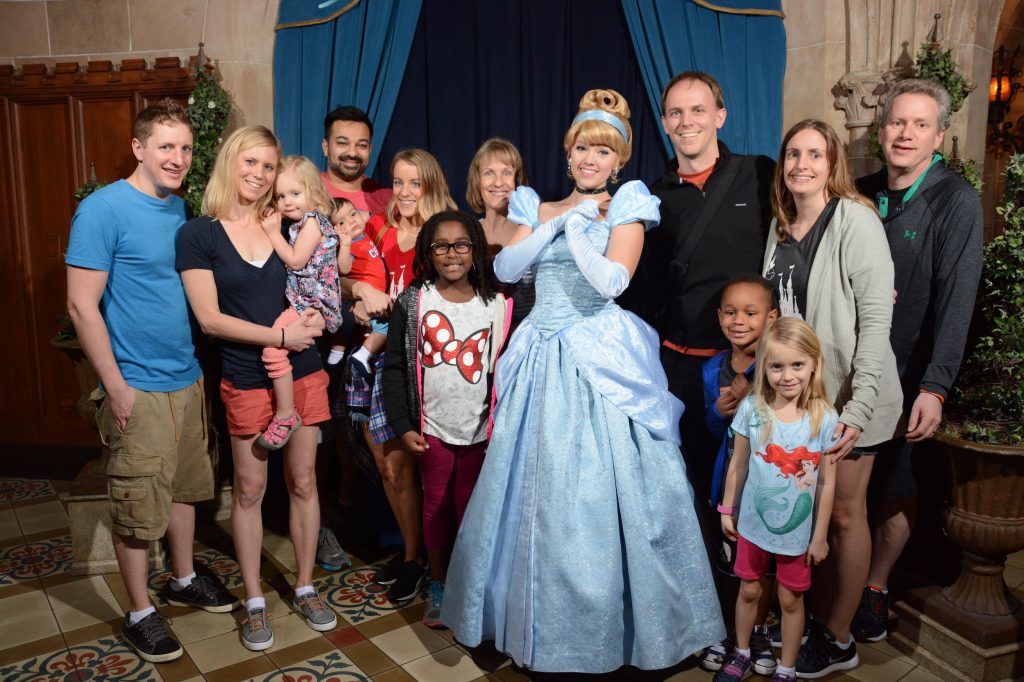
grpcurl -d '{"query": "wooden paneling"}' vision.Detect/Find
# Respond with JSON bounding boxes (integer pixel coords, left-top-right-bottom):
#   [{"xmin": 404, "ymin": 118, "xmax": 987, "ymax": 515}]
[
  {"xmin": 0, "ymin": 59, "xmax": 196, "ymax": 446},
  {"xmin": 11, "ymin": 96, "xmax": 95, "ymax": 443},
  {"xmin": 0, "ymin": 98, "xmax": 37, "ymax": 432},
  {"xmin": 76, "ymin": 96, "xmax": 137, "ymax": 185}
]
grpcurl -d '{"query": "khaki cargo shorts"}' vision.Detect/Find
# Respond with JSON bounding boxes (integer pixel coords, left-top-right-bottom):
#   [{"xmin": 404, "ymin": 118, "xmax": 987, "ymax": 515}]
[{"xmin": 94, "ymin": 377, "xmax": 213, "ymax": 541}]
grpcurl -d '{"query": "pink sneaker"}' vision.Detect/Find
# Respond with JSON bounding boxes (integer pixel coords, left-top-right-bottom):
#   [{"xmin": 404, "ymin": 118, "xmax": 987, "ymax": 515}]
[{"xmin": 257, "ymin": 412, "xmax": 302, "ymax": 450}]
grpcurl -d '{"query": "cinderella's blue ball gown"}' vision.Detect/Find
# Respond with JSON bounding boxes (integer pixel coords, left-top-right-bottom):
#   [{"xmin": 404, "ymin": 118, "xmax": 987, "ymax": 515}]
[{"xmin": 441, "ymin": 181, "xmax": 725, "ymax": 673}]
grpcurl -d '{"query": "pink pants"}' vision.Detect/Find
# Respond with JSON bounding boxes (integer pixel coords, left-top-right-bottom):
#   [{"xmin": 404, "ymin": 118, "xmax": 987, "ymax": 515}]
[
  {"xmin": 262, "ymin": 307, "xmax": 299, "ymax": 379},
  {"xmin": 421, "ymin": 434, "xmax": 486, "ymax": 549}
]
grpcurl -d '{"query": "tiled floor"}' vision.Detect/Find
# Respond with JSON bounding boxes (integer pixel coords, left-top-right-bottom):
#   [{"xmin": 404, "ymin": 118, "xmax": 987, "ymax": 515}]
[{"xmin": 0, "ymin": 476, "xmax": 958, "ymax": 681}]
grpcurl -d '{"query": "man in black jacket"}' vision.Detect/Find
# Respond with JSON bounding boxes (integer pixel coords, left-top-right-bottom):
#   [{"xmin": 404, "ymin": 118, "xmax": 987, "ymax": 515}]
[
  {"xmin": 623, "ymin": 71, "xmax": 774, "ymax": 515},
  {"xmin": 844, "ymin": 79, "xmax": 983, "ymax": 646}
]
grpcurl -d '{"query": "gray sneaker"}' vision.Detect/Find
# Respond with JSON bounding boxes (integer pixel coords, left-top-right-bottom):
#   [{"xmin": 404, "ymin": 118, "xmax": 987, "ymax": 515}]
[
  {"xmin": 293, "ymin": 591, "xmax": 338, "ymax": 631},
  {"xmin": 241, "ymin": 607, "xmax": 274, "ymax": 651},
  {"xmin": 316, "ymin": 526, "xmax": 352, "ymax": 572}
]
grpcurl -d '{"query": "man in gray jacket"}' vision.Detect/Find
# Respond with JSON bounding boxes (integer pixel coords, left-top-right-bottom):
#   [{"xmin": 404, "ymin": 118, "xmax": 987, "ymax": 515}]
[{"xmin": 850, "ymin": 78, "xmax": 983, "ymax": 644}]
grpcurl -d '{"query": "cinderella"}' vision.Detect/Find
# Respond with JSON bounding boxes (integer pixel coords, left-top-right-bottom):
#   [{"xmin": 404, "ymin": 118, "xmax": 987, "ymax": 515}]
[{"xmin": 441, "ymin": 89, "xmax": 725, "ymax": 673}]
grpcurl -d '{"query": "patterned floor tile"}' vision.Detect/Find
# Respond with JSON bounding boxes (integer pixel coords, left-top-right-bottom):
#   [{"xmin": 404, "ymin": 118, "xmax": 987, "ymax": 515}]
[
  {"xmin": 321, "ymin": 562, "xmax": 419, "ymax": 625},
  {"xmin": 0, "ymin": 478, "xmax": 55, "ymax": 504},
  {"xmin": 257, "ymin": 650, "xmax": 370, "ymax": 681},
  {"xmin": 147, "ymin": 545, "xmax": 244, "ymax": 595},
  {"xmin": 370, "ymin": 623, "xmax": 449, "ymax": 666},
  {"xmin": 0, "ymin": 534, "xmax": 72, "ymax": 585},
  {"xmin": 0, "ymin": 635, "xmax": 158, "ymax": 681},
  {"xmin": 0, "ymin": 609, "xmax": 60, "ymax": 648},
  {"xmin": 14, "ymin": 500, "xmax": 69, "ymax": 536},
  {"xmin": 401, "ymin": 646, "xmax": 486, "ymax": 682},
  {"xmin": 0, "ymin": 506, "xmax": 22, "ymax": 541},
  {"xmin": 0, "ymin": 588, "xmax": 52, "ymax": 622}
]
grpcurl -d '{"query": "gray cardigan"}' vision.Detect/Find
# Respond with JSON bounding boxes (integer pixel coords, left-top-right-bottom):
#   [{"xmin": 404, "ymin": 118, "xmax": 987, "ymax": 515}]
[{"xmin": 763, "ymin": 198, "xmax": 903, "ymax": 447}]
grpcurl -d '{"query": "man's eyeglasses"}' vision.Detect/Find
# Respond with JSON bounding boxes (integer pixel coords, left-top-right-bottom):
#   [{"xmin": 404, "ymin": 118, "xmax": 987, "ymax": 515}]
[{"xmin": 430, "ymin": 241, "xmax": 473, "ymax": 256}]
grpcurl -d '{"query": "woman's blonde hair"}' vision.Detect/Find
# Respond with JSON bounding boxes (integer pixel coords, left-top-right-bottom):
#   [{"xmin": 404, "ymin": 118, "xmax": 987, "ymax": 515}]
[
  {"xmin": 770, "ymin": 119, "xmax": 877, "ymax": 240},
  {"xmin": 202, "ymin": 125, "xmax": 281, "ymax": 218},
  {"xmin": 465, "ymin": 138, "xmax": 529, "ymax": 213},
  {"xmin": 278, "ymin": 155, "xmax": 334, "ymax": 217},
  {"xmin": 384, "ymin": 148, "xmax": 456, "ymax": 226},
  {"xmin": 751, "ymin": 317, "xmax": 831, "ymax": 447},
  {"xmin": 563, "ymin": 89, "xmax": 633, "ymax": 164}
]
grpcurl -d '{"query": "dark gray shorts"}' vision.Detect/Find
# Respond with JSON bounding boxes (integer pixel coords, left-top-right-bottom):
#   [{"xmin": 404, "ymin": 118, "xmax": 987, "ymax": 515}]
[{"xmin": 868, "ymin": 438, "xmax": 919, "ymax": 498}]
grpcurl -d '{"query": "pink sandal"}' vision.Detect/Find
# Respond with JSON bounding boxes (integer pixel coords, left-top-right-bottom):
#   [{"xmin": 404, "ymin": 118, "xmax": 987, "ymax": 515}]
[{"xmin": 257, "ymin": 412, "xmax": 302, "ymax": 451}]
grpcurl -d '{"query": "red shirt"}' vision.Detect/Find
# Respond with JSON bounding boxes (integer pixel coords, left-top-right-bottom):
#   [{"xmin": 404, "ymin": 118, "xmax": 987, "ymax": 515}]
[
  {"xmin": 676, "ymin": 160, "xmax": 717, "ymax": 191},
  {"xmin": 321, "ymin": 173, "xmax": 392, "ymax": 215},
  {"xmin": 348, "ymin": 235, "xmax": 387, "ymax": 293},
  {"xmin": 366, "ymin": 214, "xmax": 416, "ymax": 299}
]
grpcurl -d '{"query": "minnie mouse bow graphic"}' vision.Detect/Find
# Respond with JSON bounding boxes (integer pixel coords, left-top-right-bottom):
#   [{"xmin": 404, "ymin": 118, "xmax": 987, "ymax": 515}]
[{"xmin": 420, "ymin": 310, "xmax": 489, "ymax": 384}]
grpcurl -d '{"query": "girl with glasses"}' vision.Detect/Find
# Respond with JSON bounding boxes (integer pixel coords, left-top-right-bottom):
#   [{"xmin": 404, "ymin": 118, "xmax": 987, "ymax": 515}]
[{"xmin": 379, "ymin": 210, "xmax": 512, "ymax": 629}]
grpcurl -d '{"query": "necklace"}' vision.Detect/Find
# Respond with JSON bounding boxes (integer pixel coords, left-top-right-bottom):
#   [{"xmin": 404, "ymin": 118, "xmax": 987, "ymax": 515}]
[{"xmin": 574, "ymin": 185, "xmax": 607, "ymax": 195}]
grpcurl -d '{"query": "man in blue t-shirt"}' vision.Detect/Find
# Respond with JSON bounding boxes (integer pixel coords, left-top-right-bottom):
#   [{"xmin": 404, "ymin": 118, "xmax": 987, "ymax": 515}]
[{"xmin": 65, "ymin": 100, "xmax": 237, "ymax": 663}]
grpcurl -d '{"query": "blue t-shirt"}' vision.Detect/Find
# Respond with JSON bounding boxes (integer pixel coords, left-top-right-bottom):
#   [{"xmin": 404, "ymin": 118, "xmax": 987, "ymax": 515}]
[
  {"xmin": 730, "ymin": 395, "xmax": 839, "ymax": 556},
  {"xmin": 65, "ymin": 180, "xmax": 201, "ymax": 392}
]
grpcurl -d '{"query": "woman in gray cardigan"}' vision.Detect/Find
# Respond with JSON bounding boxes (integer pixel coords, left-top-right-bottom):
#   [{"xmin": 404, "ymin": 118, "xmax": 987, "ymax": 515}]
[{"xmin": 761, "ymin": 119, "xmax": 902, "ymax": 678}]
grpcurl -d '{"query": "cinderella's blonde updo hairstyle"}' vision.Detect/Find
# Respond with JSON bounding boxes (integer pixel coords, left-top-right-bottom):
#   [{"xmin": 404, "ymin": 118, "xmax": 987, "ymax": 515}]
[{"xmin": 562, "ymin": 89, "xmax": 633, "ymax": 164}]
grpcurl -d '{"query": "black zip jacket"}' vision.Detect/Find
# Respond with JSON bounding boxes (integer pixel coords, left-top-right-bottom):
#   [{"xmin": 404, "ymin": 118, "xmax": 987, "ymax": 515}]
[
  {"xmin": 621, "ymin": 141, "xmax": 774, "ymax": 348},
  {"xmin": 857, "ymin": 161, "xmax": 983, "ymax": 400}
]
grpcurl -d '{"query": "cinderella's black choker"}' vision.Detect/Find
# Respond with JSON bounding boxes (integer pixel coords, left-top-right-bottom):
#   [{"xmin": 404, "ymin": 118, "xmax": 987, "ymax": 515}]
[{"xmin": 574, "ymin": 185, "xmax": 607, "ymax": 195}]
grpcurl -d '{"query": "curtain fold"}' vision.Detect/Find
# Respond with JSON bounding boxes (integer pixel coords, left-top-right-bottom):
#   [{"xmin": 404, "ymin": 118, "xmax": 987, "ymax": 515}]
[
  {"xmin": 273, "ymin": 0, "xmax": 423, "ymax": 174},
  {"xmin": 371, "ymin": 0, "xmax": 668, "ymax": 209},
  {"xmin": 621, "ymin": 0, "xmax": 786, "ymax": 159}
]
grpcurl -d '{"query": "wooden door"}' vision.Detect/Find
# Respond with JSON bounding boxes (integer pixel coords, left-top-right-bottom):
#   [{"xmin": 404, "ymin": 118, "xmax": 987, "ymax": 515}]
[{"xmin": 0, "ymin": 60, "xmax": 196, "ymax": 447}]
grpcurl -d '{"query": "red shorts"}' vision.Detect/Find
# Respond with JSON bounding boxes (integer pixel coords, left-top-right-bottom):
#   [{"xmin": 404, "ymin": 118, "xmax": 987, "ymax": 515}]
[
  {"xmin": 734, "ymin": 535, "xmax": 811, "ymax": 593},
  {"xmin": 220, "ymin": 370, "xmax": 331, "ymax": 436}
]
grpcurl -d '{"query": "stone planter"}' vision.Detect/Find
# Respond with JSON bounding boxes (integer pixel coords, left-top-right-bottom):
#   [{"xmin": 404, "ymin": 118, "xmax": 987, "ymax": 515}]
[
  {"xmin": 50, "ymin": 336, "xmax": 101, "ymax": 433},
  {"xmin": 936, "ymin": 430, "xmax": 1024, "ymax": 617},
  {"xmin": 51, "ymin": 336, "xmax": 165, "ymax": 573},
  {"xmin": 890, "ymin": 431, "xmax": 1024, "ymax": 682}
]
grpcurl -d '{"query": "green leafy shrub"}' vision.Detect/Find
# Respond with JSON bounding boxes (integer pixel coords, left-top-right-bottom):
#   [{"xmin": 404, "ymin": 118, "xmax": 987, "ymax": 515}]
[
  {"xmin": 946, "ymin": 154, "xmax": 1024, "ymax": 444},
  {"xmin": 916, "ymin": 43, "xmax": 968, "ymax": 114},
  {"xmin": 184, "ymin": 70, "xmax": 231, "ymax": 217}
]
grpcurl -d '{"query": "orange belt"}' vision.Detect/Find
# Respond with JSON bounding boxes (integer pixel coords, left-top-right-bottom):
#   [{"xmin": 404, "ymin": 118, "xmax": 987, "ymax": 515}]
[{"xmin": 662, "ymin": 340, "xmax": 722, "ymax": 357}]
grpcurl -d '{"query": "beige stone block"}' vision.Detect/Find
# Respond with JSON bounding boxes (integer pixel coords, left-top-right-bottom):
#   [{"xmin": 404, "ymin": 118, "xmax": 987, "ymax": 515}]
[
  {"xmin": 216, "ymin": 60, "xmax": 275, "ymax": 130},
  {"xmin": 783, "ymin": 44, "xmax": 829, "ymax": 127},
  {"xmin": 0, "ymin": 1, "xmax": 49, "ymax": 58},
  {"xmin": 47, "ymin": 0, "xmax": 129, "ymax": 56},
  {"xmin": 781, "ymin": 0, "xmax": 827, "ymax": 49},
  {"xmin": 129, "ymin": 0, "xmax": 204, "ymax": 51},
  {"xmin": 67, "ymin": 488, "xmax": 164, "ymax": 575},
  {"xmin": 203, "ymin": 0, "xmax": 279, "ymax": 66}
]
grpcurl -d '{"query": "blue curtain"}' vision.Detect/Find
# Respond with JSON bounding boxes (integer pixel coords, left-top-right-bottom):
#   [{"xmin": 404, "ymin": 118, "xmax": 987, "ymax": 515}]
[
  {"xmin": 273, "ymin": 0, "xmax": 423, "ymax": 174},
  {"xmin": 371, "ymin": 0, "xmax": 668, "ymax": 209},
  {"xmin": 621, "ymin": 0, "xmax": 786, "ymax": 159}
]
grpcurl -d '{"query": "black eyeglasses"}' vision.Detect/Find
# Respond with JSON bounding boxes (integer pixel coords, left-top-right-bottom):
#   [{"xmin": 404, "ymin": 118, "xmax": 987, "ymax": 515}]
[{"xmin": 430, "ymin": 241, "xmax": 473, "ymax": 256}]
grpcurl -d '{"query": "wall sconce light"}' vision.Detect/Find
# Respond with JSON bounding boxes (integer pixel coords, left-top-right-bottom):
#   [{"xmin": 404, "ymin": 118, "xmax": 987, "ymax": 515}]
[{"xmin": 989, "ymin": 45, "xmax": 1024, "ymax": 152}]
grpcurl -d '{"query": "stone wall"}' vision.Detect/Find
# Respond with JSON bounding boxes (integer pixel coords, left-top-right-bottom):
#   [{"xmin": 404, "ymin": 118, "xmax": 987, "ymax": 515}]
[
  {"xmin": 0, "ymin": 0, "xmax": 279, "ymax": 130},
  {"xmin": 0, "ymin": 0, "xmax": 1005, "ymax": 201},
  {"xmin": 782, "ymin": 0, "xmax": 1003, "ymax": 180}
]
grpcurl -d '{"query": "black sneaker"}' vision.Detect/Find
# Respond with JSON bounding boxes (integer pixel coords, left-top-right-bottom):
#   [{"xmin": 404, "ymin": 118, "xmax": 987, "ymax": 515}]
[
  {"xmin": 751, "ymin": 624, "xmax": 777, "ymax": 676},
  {"xmin": 159, "ymin": 574, "xmax": 239, "ymax": 613},
  {"xmin": 372, "ymin": 553, "xmax": 405, "ymax": 586},
  {"xmin": 795, "ymin": 626, "xmax": 859, "ymax": 679},
  {"xmin": 121, "ymin": 611, "xmax": 183, "ymax": 663},
  {"xmin": 851, "ymin": 586, "xmax": 889, "ymax": 642},
  {"xmin": 387, "ymin": 560, "xmax": 427, "ymax": 602},
  {"xmin": 770, "ymin": 614, "xmax": 812, "ymax": 648}
]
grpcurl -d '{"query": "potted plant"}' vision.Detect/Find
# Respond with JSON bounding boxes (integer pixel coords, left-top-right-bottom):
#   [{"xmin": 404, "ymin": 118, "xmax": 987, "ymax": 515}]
[{"xmin": 933, "ymin": 153, "xmax": 1024, "ymax": 620}]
